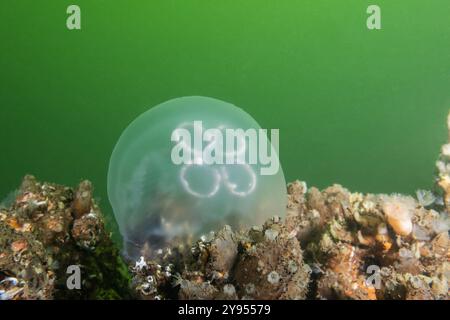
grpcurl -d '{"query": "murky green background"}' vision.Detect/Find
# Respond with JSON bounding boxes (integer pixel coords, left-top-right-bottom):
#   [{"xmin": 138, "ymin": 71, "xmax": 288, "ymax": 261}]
[{"xmin": 1, "ymin": 1, "xmax": 449, "ymax": 231}]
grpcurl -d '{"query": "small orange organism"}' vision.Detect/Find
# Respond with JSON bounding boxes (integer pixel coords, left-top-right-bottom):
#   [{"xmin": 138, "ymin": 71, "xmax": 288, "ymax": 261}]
[{"xmin": 380, "ymin": 194, "xmax": 416, "ymax": 236}]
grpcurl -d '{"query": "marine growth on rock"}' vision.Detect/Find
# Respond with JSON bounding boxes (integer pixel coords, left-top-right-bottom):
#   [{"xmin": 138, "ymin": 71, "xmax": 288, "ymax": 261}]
[
  {"xmin": 2, "ymin": 109, "xmax": 449, "ymax": 300},
  {"xmin": 0, "ymin": 176, "xmax": 131, "ymax": 300}
]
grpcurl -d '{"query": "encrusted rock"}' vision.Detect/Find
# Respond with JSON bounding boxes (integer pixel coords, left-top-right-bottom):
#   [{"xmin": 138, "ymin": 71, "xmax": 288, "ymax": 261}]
[
  {"xmin": 71, "ymin": 212, "xmax": 103, "ymax": 250},
  {"xmin": 233, "ymin": 220, "xmax": 310, "ymax": 300},
  {"xmin": 0, "ymin": 176, "xmax": 131, "ymax": 300},
  {"xmin": 178, "ymin": 279, "xmax": 219, "ymax": 300},
  {"xmin": 205, "ymin": 225, "xmax": 238, "ymax": 281}
]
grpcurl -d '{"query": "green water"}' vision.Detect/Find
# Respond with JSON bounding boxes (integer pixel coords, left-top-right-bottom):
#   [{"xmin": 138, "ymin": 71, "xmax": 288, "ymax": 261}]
[{"xmin": 1, "ymin": 1, "xmax": 449, "ymax": 228}]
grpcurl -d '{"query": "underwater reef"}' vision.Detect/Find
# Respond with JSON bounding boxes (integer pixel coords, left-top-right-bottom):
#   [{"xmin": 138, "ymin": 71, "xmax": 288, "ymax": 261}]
[
  {"xmin": 2, "ymin": 114, "xmax": 450, "ymax": 300},
  {"xmin": 130, "ymin": 114, "xmax": 450, "ymax": 300},
  {"xmin": 0, "ymin": 176, "xmax": 131, "ymax": 299}
]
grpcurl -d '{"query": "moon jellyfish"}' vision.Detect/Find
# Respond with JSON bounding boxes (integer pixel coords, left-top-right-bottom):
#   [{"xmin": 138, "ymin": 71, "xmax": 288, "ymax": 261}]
[{"xmin": 107, "ymin": 96, "xmax": 287, "ymax": 259}]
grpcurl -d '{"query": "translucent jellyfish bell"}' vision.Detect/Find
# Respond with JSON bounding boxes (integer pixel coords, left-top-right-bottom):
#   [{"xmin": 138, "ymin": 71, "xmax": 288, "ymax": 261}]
[{"xmin": 107, "ymin": 96, "xmax": 287, "ymax": 259}]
